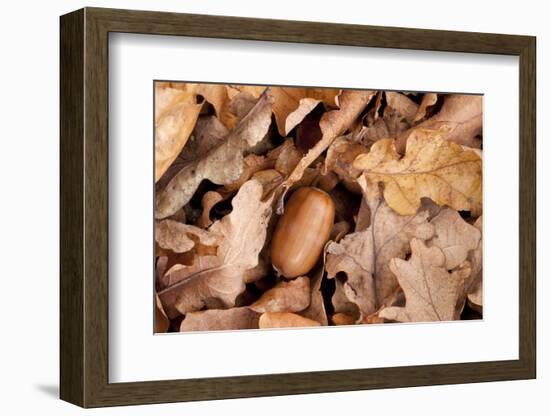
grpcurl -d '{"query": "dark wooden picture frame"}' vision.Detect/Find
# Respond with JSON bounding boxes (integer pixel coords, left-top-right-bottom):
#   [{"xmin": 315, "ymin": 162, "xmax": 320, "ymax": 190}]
[{"xmin": 60, "ymin": 7, "xmax": 536, "ymax": 408}]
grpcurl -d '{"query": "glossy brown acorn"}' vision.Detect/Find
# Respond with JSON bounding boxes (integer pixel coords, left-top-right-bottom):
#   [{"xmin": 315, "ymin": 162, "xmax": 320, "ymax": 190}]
[{"xmin": 271, "ymin": 187, "xmax": 335, "ymax": 278}]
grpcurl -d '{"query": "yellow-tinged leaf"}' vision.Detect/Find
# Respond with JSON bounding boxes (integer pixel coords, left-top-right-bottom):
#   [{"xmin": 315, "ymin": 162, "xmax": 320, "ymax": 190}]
[
  {"xmin": 155, "ymin": 86, "xmax": 203, "ymax": 182},
  {"xmin": 353, "ymin": 129, "xmax": 482, "ymax": 215}
]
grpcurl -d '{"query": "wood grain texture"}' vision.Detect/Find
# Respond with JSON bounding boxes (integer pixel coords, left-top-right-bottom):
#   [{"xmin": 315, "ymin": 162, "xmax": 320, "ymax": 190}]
[
  {"xmin": 59, "ymin": 9, "xmax": 84, "ymax": 406},
  {"xmin": 59, "ymin": 7, "xmax": 537, "ymax": 408}
]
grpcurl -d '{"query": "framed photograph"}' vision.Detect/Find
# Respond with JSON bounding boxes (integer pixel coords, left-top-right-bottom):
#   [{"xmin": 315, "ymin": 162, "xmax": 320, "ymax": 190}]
[{"xmin": 60, "ymin": 7, "xmax": 536, "ymax": 408}]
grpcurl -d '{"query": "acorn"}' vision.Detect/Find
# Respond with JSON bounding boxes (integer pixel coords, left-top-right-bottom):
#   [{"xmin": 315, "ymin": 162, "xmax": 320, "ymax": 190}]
[{"xmin": 271, "ymin": 187, "xmax": 335, "ymax": 278}]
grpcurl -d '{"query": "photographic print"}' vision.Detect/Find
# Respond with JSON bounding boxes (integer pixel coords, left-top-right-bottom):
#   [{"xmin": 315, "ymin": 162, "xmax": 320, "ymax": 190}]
[{"xmin": 154, "ymin": 82, "xmax": 483, "ymax": 333}]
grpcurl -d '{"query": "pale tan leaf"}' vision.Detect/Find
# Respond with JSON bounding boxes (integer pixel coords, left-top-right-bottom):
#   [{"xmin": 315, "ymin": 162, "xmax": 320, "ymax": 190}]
[
  {"xmin": 180, "ymin": 308, "xmax": 260, "ymax": 331},
  {"xmin": 379, "ymin": 239, "xmax": 470, "ymax": 322},
  {"xmin": 158, "ymin": 180, "xmax": 273, "ymax": 317},
  {"xmin": 466, "ymin": 216, "xmax": 483, "ymax": 308},
  {"xmin": 258, "ymin": 312, "xmax": 320, "ymax": 328},
  {"xmin": 155, "ymin": 220, "xmax": 219, "ymax": 253},
  {"xmin": 156, "ymin": 93, "xmax": 273, "ymax": 219},
  {"xmin": 270, "ymin": 87, "xmax": 341, "ymax": 136},
  {"xmin": 250, "ymin": 276, "xmax": 310, "ymax": 313},
  {"xmin": 353, "ymin": 129, "xmax": 482, "ymax": 216},
  {"xmin": 428, "ymin": 208, "xmax": 481, "ymax": 270}
]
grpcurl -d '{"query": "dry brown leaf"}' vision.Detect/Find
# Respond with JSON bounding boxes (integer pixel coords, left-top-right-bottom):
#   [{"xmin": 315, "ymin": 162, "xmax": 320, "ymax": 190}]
[
  {"xmin": 158, "ymin": 180, "xmax": 273, "ymax": 318},
  {"xmin": 155, "ymin": 86, "xmax": 203, "ymax": 182},
  {"xmin": 155, "ymin": 220, "xmax": 219, "ymax": 253},
  {"xmin": 326, "ymin": 178, "xmax": 435, "ymax": 317},
  {"xmin": 222, "ymin": 153, "xmax": 272, "ymax": 192},
  {"xmin": 324, "ymin": 134, "xmax": 367, "ymax": 191},
  {"xmin": 379, "ymin": 239, "xmax": 470, "ymax": 322},
  {"xmin": 397, "ymin": 94, "xmax": 482, "ymax": 152},
  {"xmin": 277, "ymin": 90, "xmax": 374, "ymax": 213},
  {"xmin": 428, "ymin": 208, "xmax": 481, "ymax": 270},
  {"xmin": 259, "ymin": 312, "xmax": 320, "ymax": 328},
  {"xmin": 385, "ymin": 91, "xmax": 419, "ymax": 124},
  {"xmin": 156, "ymin": 93, "xmax": 273, "ymax": 219},
  {"xmin": 353, "ymin": 129, "xmax": 482, "ymax": 216},
  {"xmin": 156, "ymin": 115, "xmax": 230, "ymax": 192},
  {"xmin": 414, "ymin": 93, "xmax": 438, "ymax": 122},
  {"xmin": 250, "ymin": 276, "xmax": 310, "ymax": 313},
  {"xmin": 300, "ymin": 245, "xmax": 330, "ymax": 326},
  {"xmin": 270, "ymin": 87, "xmax": 340, "ymax": 136},
  {"xmin": 155, "ymin": 294, "xmax": 170, "ymax": 333},
  {"xmin": 180, "ymin": 308, "xmax": 260, "ymax": 331}
]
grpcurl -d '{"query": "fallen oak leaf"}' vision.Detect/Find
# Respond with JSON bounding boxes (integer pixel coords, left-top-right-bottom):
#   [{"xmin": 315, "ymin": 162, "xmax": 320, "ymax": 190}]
[
  {"xmin": 353, "ymin": 129, "xmax": 482, "ymax": 216},
  {"xmin": 250, "ymin": 276, "xmax": 310, "ymax": 313},
  {"xmin": 156, "ymin": 115, "xmax": 231, "ymax": 192},
  {"xmin": 397, "ymin": 94, "xmax": 482, "ymax": 152},
  {"xmin": 326, "ymin": 178, "xmax": 435, "ymax": 317},
  {"xmin": 156, "ymin": 93, "xmax": 273, "ymax": 219},
  {"xmin": 155, "ymin": 220, "xmax": 219, "ymax": 253},
  {"xmin": 155, "ymin": 85, "xmax": 204, "ymax": 182},
  {"xmin": 158, "ymin": 180, "xmax": 273, "ymax": 318},
  {"xmin": 259, "ymin": 312, "xmax": 320, "ymax": 328},
  {"xmin": 180, "ymin": 308, "xmax": 260, "ymax": 332},
  {"xmin": 466, "ymin": 216, "xmax": 483, "ymax": 309},
  {"xmin": 385, "ymin": 91, "xmax": 419, "ymax": 124},
  {"xmin": 378, "ymin": 239, "xmax": 470, "ymax": 322},
  {"xmin": 155, "ymin": 294, "xmax": 170, "ymax": 333},
  {"xmin": 428, "ymin": 208, "xmax": 481, "ymax": 270}
]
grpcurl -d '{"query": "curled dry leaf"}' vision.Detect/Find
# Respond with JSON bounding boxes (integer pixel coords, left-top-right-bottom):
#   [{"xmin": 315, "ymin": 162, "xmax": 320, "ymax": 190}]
[
  {"xmin": 414, "ymin": 93, "xmax": 438, "ymax": 122},
  {"xmin": 158, "ymin": 180, "xmax": 273, "ymax": 318},
  {"xmin": 156, "ymin": 93, "xmax": 273, "ymax": 219},
  {"xmin": 385, "ymin": 91, "xmax": 419, "ymax": 124},
  {"xmin": 300, "ymin": 245, "xmax": 330, "ymax": 326},
  {"xmin": 270, "ymin": 87, "xmax": 341, "ymax": 136},
  {"xmin": 197, "ymin": 191, "xmax": 224, "ymax": 228},
  {"xmin": 277, "ymin": 90, "xmax": 374, "ymax": 213},
  {"xmin": 379, "ymin": 239, "xmax": 471, "ymax": 322},
  {"xmin": 155, "ymin": 294, "xmax": 170, "ymax": 333},
  {"xmin": 180, "ymin": 308, "xmax": 260, "ymax": 331},
  {"xmin": 250, "ymin": 276, "xmax": 310, "ymax": 313},
  {"xmin": 259, "ymin": 312, "xmax": 321, "ymax": 329},
  {"xmin": 353, "ymin": 129, "xmax": 482, "ymax": 216},
  {"xmin": 324, "ymin": 135, "xmax": 368, "ymax": 192},
  {"xmin": 326, "ymin": 178, "xmax": 435, "ymax": 317},
  {"xmin": 155, "ymin": 86, "xmax": 203, "ymax": 182},
  {"xmin": 397, "ymin": 94, "xmax": 482, "ymax": 152},
  {"xmin": 428, "ymin": 208, "xmax": 481, "ymax": 270}
]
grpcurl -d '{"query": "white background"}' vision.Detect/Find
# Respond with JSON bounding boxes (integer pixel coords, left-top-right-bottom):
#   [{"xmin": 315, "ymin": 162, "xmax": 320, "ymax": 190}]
[
  {"xmin": 0, "ymin": 0, "xmax": 546, "ymax": 414},
  {"xmin": 110, "ymin": 34, "xmax": 519, "ymax": 382}
]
